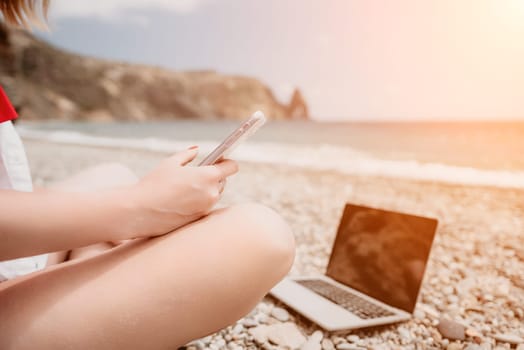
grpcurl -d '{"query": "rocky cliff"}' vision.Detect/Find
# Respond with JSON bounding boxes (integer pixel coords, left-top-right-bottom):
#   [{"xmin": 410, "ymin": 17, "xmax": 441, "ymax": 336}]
[{"xmin": 0, "ymin": 23, "xmax": 309, "ymax": 121}]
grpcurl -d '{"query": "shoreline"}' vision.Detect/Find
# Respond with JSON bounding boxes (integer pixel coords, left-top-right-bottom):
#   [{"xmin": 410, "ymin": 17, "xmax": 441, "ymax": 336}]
[
  {"xmin": 19, "ymin": 129, "xmax": 524, "ymax": 190},
  {"xmin": 17, "ymin": 119, "xmax": 524, "ymax": 174}
]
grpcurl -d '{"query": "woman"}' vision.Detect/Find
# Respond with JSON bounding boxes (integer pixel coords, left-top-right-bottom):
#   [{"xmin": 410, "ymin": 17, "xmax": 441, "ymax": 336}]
[{"xmin": 0, "ymin": 1, "xmax": 296, "ymax": 349}]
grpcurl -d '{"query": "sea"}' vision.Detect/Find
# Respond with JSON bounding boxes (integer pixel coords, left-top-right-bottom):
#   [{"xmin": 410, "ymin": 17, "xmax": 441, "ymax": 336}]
[{"xmin": 16, "ymin": 120, "xmax": 524, "ymax": 189}]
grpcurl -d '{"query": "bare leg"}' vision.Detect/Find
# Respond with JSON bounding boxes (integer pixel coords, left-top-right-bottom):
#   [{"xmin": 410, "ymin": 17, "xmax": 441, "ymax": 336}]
[
  {"xmin": 0, "ymin": 203, "xmax": 295, "ymax": 350},
  {"xmin": 45, "ymin": 163, "xmax": 139, "ymax": 266}
]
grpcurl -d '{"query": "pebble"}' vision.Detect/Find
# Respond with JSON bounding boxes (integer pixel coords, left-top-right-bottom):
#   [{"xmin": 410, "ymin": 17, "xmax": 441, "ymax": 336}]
[
  {"xmin": 336, "ymin": 343, "xmax": 365, "ymax": 350},
  {"xmin": 271, "ymin": 307, "xmax": 290, "ymax": 322},
  {"xmin": 438, "ymin": 318, "xmax": 466, "ymax": 340},
  {"xmin": 443, "ymin": 285, "xmax": 455, "ymax": 295},
  {"xmin": 447, "ymin": 343, "xmax": 464, "ymax": 350},
  {"xmin": 200, "ymin": 335, "xmax": 213, "ymax": 344},
  {"xmin": 494, "ymin": 283, "xmax": 510, "ymax": 297},
  {"xmin": 431, "ymin": 328, "xmax": 443, "ymax": 342},
  {"xmin": 311, "ymin": 330, "xmax": 324, "ymax": 342},
  {"xmin": 370, "ymin": 345, "xmax": 390, "ymax": 350},
  {"xmin": 493, "ymin": 333, "xmax": 524, "ymax": 345},
  {"xmin": 241, "ymin": 318, "xmax": 258, "ymax": 328},
  {"xmin": 257, "ymin": 302, "xmax": 272, "ymax": 313},
  {"xmin": 346, "ymin": 335, "xmax": 360, "ymax": 343},
  {"xmin": 466, "ymin": 328, "xmax": 483, "ymax": 343},
  {"xmin": 466, "ymin": 328, "xmax": 481, "ymax": 337},
  {"xmin": 398, "ymin": 327, "xmax": 412, "ymax": 342},
  {"xmin": 214, "ymin": 338, "xmax": 226, "ymax": 348},
  {"xmin": 232, "ymin": 324, "xmax": 243, "ymax": 334},
  {"xmin": 479, "ymin": 343, "xmax": 492, "ymax": 350},
  {"xmin": 255, "ymin": 313, "xmax": 269, "ymax": 324},
  {"xmin": 419, "ymin": 303, "xmax": 441, "ymax": 319},
  {"xmin": 228, "ymin": 345, "xmax": 243, "ymax": 350},
  {"xmin": 414, "ymin": 309, "xmax": 426, "ymax": 320},
  {"xmin": 231, "ymin": 333, "xmax": 244, "ymax": 341},
  {"xmin": 481, "ymin": 325, "xmax": 492, "ymax": 334},
  {"xmin": 187, "ymin": 340, "xmax": 204, "ymax": 350},
  {"xmin": 261, "ymin": 342, "xmax": 274, "ymax": 350},
  {"xmin": 301, "ymin": 337, "xmax": 322, "ymax": 350},
  {"xmin": 263, "ymin": 322, "xmax": 307, "ymax": 349},
  {"xmin": 482, "ymin": 294, "xmax": 495, "ymax": 302},
  {"xmin": 332, "ymin": 336, "xmax": 346, "ymax": 345},
  {"xmin": 321, "ymin": 338, "xmax": 335, "ymax": 350},
  {"xmin": 249, "ymin": 325, "xmax": 269, "ymax": 344},
  {"xmin": 465, "ymin": 344, "xmax": 481, "ymax": 350}
]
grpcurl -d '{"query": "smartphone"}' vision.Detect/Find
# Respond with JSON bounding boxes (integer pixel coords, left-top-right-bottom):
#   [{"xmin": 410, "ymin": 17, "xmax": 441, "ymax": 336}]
[{"xmin": 198, "ymin": 111, "xmax": 266, "ymax": 166}]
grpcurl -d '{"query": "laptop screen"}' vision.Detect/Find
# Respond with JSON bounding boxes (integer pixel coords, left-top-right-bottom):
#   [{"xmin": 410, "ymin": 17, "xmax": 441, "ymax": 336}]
[{"xmin": 326, "ymin": 204, "xmax": 438, "ymax": 313}]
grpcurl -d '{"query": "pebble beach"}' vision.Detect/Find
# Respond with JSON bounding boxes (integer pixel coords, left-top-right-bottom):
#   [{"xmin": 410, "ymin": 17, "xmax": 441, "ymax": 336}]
[{"xmin": 24, "ymin": 139, "xmax": 524, "ymax": 350}]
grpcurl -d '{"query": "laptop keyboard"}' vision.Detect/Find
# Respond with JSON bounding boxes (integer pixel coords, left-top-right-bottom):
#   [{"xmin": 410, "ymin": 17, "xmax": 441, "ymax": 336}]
[{"xmin": 296, "ymin": 279, "xmax": 395, "ymax": 319}]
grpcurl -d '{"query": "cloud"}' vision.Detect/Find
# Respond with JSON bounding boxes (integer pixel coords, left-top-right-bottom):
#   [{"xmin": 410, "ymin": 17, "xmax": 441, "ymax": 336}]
[{"xmin": 49, "ymin": 0, "xmax": 208, "ymax": 19}]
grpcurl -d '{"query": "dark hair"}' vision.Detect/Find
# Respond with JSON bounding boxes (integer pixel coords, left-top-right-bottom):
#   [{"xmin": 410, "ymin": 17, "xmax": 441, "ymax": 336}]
[{"xmin": 0, "ymin": 0, "xmax": 49, "ymax": 27}]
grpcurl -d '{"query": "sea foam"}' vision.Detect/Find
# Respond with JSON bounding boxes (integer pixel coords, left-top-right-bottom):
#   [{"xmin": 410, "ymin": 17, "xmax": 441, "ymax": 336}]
[{"xmin": 17, "ymin": 127, "xmax": 524, "ymax": 189}]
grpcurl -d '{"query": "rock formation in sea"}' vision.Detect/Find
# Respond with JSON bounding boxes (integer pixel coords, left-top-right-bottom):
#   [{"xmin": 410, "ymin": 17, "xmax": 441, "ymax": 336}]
[{"xmin": 0, "ymin": 23, "xmax": 309, "ymax": 121}]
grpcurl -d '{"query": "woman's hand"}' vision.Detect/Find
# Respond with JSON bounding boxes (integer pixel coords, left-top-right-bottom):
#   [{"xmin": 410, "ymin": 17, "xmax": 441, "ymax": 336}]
[
  {"xmin": 127, "ymin": 147, "xmax": 238, "ymax": 238},
  {"xmin": 0, "ymin": 147, "xmax": 238, "ymax": 260}
]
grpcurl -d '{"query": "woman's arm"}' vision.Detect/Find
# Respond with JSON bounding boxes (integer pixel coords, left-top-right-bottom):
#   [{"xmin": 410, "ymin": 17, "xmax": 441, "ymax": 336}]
[
  {"xmin": 0, "ymin": 187, "xmax": 139, "ymax": 260},
  {"xmin": 0, "ymin": 148, "xmax": 238, "ymax": 261}
]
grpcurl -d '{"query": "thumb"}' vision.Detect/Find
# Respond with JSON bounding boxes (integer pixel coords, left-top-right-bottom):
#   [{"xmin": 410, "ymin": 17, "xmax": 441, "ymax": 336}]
[{"xmin": 171, "ymin": 147, "xmax": 199, "ymax": 166}]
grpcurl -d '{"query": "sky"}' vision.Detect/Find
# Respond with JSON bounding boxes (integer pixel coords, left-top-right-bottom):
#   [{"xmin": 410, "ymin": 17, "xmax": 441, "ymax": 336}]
[{"xmin": 36, "ymin": 0, "xmax": 524, "ymax": 121}]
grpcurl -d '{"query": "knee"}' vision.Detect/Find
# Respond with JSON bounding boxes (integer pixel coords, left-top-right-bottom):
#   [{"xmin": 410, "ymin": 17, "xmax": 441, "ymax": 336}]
[{"xmin": 219, "ymin": 203, "xmax": 296, "ymax": 280}]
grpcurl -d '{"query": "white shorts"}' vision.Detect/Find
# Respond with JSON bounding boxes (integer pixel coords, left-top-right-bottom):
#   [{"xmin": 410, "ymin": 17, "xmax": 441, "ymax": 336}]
[
  {"xmin": 0, "ymin": 120, "xmax": 48, "ymax": 282},
  {"xmin": 0, "ymin": 254, "xmax": 49, "ymax": 282}
]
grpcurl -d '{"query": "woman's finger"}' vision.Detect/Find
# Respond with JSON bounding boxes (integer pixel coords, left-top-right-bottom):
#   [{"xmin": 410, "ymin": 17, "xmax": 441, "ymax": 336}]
[
  {"xmin": 214, "ymin": 159, "xmax": 239, "ymax": 179},
  {"xmin": 170, "ymin": 147, "xmax": 199, "ymax": 166}
]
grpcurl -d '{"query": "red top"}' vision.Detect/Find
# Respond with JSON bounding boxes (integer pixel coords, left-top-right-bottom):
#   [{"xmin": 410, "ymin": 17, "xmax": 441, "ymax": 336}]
[{"xmin": 0, "ymin": 87, "xmax": 18, "ymax": 123}]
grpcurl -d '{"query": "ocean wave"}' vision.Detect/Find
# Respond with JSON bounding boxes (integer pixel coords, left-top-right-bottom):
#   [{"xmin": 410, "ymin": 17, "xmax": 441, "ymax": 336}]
[{"xmin": 17, "ymin": 127, "xmax": 524, "ymax": 189}]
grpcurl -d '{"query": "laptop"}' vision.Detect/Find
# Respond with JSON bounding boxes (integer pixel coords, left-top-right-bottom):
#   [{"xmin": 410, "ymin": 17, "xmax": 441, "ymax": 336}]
[{"xmin": 270, "ymin": 203, "xmax": 438, "ymax": 331}]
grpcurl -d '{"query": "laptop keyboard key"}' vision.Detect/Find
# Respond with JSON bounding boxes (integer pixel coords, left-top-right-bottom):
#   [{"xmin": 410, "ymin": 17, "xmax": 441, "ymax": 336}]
[{"xmin": 296, "ymin": 279, "xmax": 395, "ymax": 319}]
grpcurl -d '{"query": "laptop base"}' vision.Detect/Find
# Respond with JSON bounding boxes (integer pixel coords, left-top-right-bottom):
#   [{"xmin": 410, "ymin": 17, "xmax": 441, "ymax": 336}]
[{"xmin": 270, "ymin": 276, "xmax": 411, "ymax": 332}]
